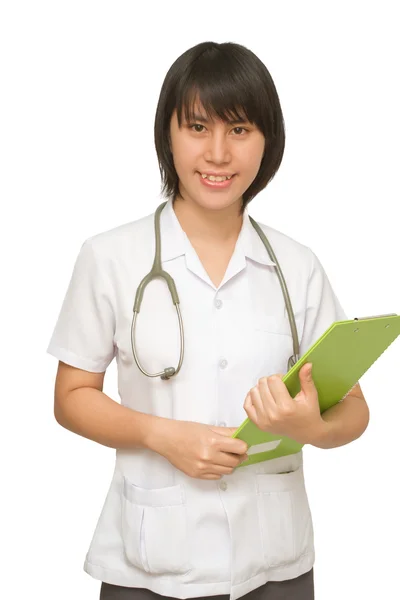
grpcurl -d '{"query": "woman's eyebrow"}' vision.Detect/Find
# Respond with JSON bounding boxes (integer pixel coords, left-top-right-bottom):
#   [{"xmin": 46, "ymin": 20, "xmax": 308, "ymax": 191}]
[{"xmin": 190, "ymin": 113, "xmax": 249, "ymax": 125}]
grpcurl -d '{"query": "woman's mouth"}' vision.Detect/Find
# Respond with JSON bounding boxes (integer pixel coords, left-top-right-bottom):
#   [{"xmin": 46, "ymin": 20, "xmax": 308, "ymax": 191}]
[{"xmin": 197, "ymin": 172, "xmax": 236, "ymax": 189}]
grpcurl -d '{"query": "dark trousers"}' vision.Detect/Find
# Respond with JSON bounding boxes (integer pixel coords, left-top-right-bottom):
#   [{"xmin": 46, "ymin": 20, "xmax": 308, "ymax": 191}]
[{"xmin": 100, "ymin": 568, "xmax": 314, "ymax": 600}]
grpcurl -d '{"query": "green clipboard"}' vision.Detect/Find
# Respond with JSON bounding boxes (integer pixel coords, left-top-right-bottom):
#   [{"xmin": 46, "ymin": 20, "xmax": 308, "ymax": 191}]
[{"xmin": 233, "ymin": 313, "xmax": 400, "ymax": 467}]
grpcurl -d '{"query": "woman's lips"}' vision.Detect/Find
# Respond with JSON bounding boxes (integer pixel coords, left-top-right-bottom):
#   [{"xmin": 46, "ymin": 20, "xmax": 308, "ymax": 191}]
[{"xmin": 197, "ymin": 172, "xmax": 236, "ymax": 189}]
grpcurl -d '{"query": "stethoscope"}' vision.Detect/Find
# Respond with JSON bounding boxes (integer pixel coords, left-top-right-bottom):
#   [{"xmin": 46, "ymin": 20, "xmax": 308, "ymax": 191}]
[{"xmin": 131, "ymin": 201, "xmax": 300, "ymax": 380}]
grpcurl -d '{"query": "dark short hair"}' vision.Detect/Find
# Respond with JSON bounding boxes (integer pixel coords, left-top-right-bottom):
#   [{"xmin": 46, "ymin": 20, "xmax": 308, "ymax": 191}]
[{"xmin": 154, "ymin": 41, "xmax": 285, "ymax": 214}]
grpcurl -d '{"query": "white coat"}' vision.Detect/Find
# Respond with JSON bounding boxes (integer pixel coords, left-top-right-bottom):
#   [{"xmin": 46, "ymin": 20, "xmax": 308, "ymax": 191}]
[{"xmin": 47, "ymin": 197, "xmax": 347, "ymax": 600}]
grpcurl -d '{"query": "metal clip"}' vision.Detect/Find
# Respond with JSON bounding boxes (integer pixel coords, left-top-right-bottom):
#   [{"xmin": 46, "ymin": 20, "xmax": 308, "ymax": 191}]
[{"xmin": 354, "ymin": 313, "xmax": 397, "ymax": 321}]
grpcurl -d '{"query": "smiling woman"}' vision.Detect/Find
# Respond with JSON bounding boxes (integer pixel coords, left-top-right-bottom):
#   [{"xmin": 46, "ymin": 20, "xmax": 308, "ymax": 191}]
[
  {"xmin": 46, "ymin": 40, "xmax": 358, "ymax": 600},
  {"xmin": 154, "ymin": 41, "xmax": 286, "ymax": 216},
  {"xmin": 170, "ymin": 100, "xmax": 263, "ymax": 205}
]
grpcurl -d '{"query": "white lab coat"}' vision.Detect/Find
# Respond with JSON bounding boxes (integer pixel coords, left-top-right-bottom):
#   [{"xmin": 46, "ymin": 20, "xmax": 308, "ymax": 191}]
[{"xmin": 47, "ymin": 197, "xmax": 347, "ymax": 599}]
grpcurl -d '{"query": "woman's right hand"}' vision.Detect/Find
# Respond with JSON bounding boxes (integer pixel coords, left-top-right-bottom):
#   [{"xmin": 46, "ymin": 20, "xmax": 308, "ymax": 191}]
[{"xmin": 149, "ymin": 419, "xmax": 249, "ymax": 480}]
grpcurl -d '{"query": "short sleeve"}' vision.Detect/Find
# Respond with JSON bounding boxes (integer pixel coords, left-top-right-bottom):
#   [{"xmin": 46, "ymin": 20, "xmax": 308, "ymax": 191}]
[
  {"xmin": 300, "ymin": 249, "xmax": 348, "ymax": 356},
  {"xmin": 46, "ymin": 238, "xmax": 116, "ymax": 372}
]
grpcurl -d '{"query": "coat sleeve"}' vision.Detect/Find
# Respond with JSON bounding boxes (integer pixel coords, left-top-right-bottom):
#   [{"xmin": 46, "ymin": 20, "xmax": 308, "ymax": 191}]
[
  {"xmin": 299, "ymin": 249, "xmax": 348, "ymax": 356},
  {"xmin": 46, "ymin": 238, "xmax": 116, "ymax": 372}
]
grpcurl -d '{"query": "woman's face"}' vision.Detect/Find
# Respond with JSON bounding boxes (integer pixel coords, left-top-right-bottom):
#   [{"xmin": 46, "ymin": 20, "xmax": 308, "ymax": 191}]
[{"xmin": 169, "ymin": 102, "xmax": 265, "ymax": 213}]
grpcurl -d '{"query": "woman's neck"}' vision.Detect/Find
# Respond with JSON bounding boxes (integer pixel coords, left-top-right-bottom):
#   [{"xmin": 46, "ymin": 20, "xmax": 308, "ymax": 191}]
[{"xmin": 172, "ymin": 195, "xmax": 243, "ymax": 246}]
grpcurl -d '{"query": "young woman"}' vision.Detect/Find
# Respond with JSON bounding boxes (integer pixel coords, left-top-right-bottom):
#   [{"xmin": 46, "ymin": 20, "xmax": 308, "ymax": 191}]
[{"xmin": 47, "ymin": 41, "xmax": 369, "ymax": 600}]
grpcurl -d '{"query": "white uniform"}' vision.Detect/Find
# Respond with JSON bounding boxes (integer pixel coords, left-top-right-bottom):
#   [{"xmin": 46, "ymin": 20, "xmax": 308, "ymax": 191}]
[{"xmin": 47, "ymin": 197, "xmax": 347, "ymax": 600}]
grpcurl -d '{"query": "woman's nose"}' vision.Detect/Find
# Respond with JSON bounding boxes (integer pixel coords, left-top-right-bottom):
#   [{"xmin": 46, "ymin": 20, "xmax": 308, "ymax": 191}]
[{"xmin": 204, "ymin": 131, "xmax": 231, "ymax": 163}]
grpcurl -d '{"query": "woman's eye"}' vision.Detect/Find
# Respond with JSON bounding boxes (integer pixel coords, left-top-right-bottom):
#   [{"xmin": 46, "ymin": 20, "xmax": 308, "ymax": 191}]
[
  {"xmin": 233, "ymin": 127, "xmax": 247, "ymax": 135},
  {"xmin": 189, "ymin": 124, "xmax": 205, "ymax": 133}
]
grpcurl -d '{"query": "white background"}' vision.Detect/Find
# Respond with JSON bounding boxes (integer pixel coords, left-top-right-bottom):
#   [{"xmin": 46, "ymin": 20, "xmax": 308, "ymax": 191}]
[{"xmin": 1, "ymin": 1, "xmax": 399, "ymax": 599}]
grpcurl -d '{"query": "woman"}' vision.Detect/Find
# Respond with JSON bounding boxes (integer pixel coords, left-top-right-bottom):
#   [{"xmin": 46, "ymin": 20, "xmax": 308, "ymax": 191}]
[{"xmin": 47, "ymin": 41, "xmax": 369, "ymax": 600}]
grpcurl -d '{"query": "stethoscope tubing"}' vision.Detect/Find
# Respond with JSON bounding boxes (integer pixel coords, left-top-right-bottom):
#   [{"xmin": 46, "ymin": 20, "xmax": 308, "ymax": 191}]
[{"xmin": 131, "ymin": 202, "xmax": 299, "ymax": 380}]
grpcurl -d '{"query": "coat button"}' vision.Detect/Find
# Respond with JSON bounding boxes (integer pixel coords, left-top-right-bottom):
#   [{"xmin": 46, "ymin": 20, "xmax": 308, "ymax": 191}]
[
  {"xmin": 219, "ymin": 359, "xmax": 228, "ymax": 369},
  {"xmin": 219, "ymin": 480, "xmax": 228, "ymax": 491},
  {"xmin": 215, "ymin": 298, "xmax": 223, "ymax": 309}
]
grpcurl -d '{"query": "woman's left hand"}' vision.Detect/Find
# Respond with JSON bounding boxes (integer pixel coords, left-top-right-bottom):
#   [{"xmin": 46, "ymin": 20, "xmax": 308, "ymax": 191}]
[{"xmin": 243, "ymin": 363, "xmax": 327, "ymax": 445}]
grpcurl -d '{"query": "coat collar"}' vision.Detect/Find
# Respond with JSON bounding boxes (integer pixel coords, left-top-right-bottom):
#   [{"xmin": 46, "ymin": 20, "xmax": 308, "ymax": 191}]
[{"xmin": 159, "ymin": 197, "xmax": 276, "ymax": 267}]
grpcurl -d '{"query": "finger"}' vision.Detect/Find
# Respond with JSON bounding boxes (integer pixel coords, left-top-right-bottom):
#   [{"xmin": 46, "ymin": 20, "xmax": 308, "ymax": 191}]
[
  {"xmin": 211, "ymin": 464, "xmax": 238, "ymax": 475},
  {"xmin": 261, "ymin": 375, "xmax": 293, "ymax": 411},
  {"xmin": 209, "ymin": 426, "xmax": 237, "ymax": 437},
  {"xmin": 215, "ymin": 451, "xmax": 249, "ymax": 469},
  {"xmin": 249, "ymin": 385, "xmax": 270, "ymax": 421},
  {"xmin": 244, "ymin": 392, "xmax": 260, "ymax": 426},
  {"xmin": 209, "ymin": 427, "xmax": 248, "ymax": 455}
]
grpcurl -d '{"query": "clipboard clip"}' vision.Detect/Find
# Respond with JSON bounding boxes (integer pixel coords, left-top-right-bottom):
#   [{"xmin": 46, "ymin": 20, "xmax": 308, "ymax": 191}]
[{"xmin": 354, "ymin": 313, "xmax": 397, "ymax": 321}]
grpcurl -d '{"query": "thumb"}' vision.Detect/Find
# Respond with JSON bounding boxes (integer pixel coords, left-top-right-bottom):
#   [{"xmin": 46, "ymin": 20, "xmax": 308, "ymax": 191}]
[
  {"xmin": 299, "ymin": 363, "xmax": 314, "ymax": 391},
  {"xmin": 209, "ymin": 426, "xmax": 248, "ymax": 455}
]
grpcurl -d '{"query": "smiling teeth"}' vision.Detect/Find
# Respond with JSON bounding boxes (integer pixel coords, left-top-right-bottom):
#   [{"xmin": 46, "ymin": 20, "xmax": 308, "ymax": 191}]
[{"xmin": 201, "ymin": 174, "xmax": 232, "ymax": 181}]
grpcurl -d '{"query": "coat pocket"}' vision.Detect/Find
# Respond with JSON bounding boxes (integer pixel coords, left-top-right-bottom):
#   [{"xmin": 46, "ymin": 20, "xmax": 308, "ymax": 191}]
[
  {"xmin": 121, "ymin": 477, "xmax": 192, "ymax": 575},
  {"xmin": 252, "ymin": 315, "xmax": 294, "ymax": 376},
  {"xmin": 256, "ymin": 466, "xmax": 314, "ymax": 568}
]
